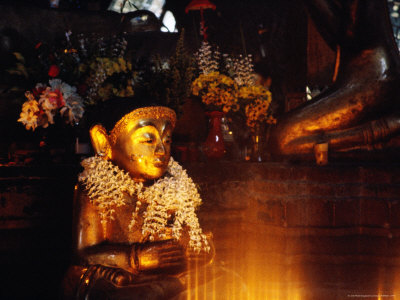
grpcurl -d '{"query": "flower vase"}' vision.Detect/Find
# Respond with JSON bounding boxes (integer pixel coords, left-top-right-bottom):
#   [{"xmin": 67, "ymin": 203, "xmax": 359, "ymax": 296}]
[
  {"xmin": 203, "ymin": 111, "xmax": 226, "ymax": 159},
  {"xmin": 228, "ymin": 117, "xmax": 251, "ymax": 161},
  {"xmin": 250, "ymin": 124, "xmax": 268, "ymax": 162}
]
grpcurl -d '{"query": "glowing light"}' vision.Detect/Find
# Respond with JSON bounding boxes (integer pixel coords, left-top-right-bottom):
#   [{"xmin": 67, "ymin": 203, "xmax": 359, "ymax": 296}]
[
  {"xmin": 161, "ymin": 11, "xmax": 177, "ymax": 32},
  {"xmin": 108, "ymin": 0, "xmax": 165, "ymax": 17}
]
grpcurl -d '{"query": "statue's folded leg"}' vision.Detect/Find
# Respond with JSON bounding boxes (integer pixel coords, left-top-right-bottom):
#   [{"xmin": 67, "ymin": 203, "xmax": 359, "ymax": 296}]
[
  {"xmin": 63, "ymin": 265, "xmax": 185, "ymax": 300},
  {"xmin": 280, "ymin": 112, "xmax": 400, "ymax": 154},
  {"xmin": 86, "ymin": 276, "xmax": 184, "ymax": 300}
]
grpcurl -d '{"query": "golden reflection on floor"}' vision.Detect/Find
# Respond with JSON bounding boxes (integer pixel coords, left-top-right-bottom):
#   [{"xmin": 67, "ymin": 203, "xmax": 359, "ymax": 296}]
[{"xmin": 182, "ymin": 223, "xmax": 400, "ymax": 300}]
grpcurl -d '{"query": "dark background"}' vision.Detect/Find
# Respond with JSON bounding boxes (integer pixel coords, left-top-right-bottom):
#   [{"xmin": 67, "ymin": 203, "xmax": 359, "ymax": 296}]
[
  {"xmin": 0, "ymin": 0, "xmax": 312, "ymax": 158},
  {"xmin": 0, "ymin": 1, "xmax": 323, "ymax": 299}
]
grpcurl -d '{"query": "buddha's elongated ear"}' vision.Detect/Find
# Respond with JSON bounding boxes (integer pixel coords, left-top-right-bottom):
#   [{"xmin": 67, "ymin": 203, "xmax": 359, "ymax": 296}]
[{"xmin": 89, "ymin": 124, "xmax": 112, "ymax": 160}]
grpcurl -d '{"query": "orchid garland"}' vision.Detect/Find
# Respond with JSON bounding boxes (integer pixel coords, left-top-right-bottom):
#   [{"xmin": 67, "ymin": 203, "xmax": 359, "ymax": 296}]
[
  {"xmin": 78, "ymin": 156, "xmax": 210, "ymax": 253},
  {"xmin": 225, "ymin": 54, "xmax": 256, "ymax": 86},
  {"xmin": 195, "ymin": 41, "xmax": 220, "ymax": 75}
]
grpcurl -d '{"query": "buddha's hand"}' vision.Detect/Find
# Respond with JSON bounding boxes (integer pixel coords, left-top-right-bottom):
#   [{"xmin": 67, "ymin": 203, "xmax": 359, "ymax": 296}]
[
  {"xmin": 131, "ymin": 240, "xmax": 186, "ymax": 273},
  {"xmin": 103, "ymin": 267, "xmax": 135, "ymax": 286},
  {"xmin": 85, "ymin": 265, "xmax": 134, "ymax": 286}
]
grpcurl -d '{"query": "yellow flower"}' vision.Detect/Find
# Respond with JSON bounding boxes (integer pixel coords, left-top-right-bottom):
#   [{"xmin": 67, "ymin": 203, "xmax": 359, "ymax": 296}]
[
  {"xmin": 125, "ymin": 85, "xmax": 134, "ymax": 96},
  {"xmin": 112, "ymin": 62, "xmax": 121, "ymax": 73},
  {"xmin": 223, "ymin": 105, "xmax": 233, "ymax": 114},
  {"xmin": 118, "ymin": 57, "xmax": 127, "ymax": 72},
  {"xmin": 18, "ymin": 96, "xmax": 41, "ymax": 131}
]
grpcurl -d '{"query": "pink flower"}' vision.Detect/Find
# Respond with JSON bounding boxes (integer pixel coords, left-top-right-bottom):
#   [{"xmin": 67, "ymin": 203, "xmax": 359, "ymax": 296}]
[
  {"xmin": 48, "ymin": 89, "xmax": 65, "ymax": 108},
  {"xmin": 48, "ymin": 65, "xmax": 60, "ymax": 78}
]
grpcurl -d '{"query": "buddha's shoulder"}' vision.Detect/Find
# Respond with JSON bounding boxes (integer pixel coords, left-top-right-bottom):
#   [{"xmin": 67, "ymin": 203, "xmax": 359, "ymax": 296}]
[{"xmin": 74, "ymin": 183, "xmax": 139, "ymax": 210}]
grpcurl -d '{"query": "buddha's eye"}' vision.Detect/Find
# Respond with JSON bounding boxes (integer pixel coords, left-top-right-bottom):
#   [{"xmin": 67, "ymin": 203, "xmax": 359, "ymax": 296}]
[
  {"xmin": 143, "ymin": 138, "xmax": 154, "ymax": 144},
  {"xmin": 138, "ymin": 135, "xmax": 155, "ymax": 144},
  {"xmin": 164, "ymin": 136, "xmax": 172, "ymax": 144}
]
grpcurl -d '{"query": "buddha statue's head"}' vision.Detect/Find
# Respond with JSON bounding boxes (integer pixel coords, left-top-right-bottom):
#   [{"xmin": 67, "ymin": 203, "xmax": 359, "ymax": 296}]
[{"xmin": 89, "ymin": 101, "xmax": 176, "ymax": 182}]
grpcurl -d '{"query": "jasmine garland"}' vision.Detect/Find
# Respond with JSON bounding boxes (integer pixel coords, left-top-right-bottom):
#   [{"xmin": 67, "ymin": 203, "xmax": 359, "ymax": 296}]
[{"xmin": 79, "ymin": 156, "xmax": 210, "ymax": 253}]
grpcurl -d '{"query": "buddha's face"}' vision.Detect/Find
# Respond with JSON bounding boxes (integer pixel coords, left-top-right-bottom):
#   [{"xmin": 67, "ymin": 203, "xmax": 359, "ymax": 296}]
[{"xmin": 111, "ymin": 117, "xmax": 173, "ymax": 182}]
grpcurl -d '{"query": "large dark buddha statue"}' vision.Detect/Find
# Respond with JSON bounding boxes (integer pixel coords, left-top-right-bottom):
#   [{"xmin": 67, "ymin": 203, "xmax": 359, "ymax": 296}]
[
  {"xmin": 63, "ymin": 99, "xmax": 213, "ymax": 300},
  {"xmin": 270, "ymin": 0, "xmax": 400, "ymax": 156}
]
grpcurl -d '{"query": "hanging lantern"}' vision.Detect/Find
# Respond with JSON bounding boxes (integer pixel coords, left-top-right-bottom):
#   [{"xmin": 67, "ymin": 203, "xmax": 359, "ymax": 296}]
[{"xmin": 185, "ymin": 0, "xmax": 216, "ymax": 41}]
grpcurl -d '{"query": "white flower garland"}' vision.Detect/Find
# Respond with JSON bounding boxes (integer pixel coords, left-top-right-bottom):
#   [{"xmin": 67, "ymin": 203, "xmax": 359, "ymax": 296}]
[
  {"xmin": 195, "ymin": 41, "xmax": 220, "ymax": 75},
  {"xmin": 225, "ymin": 54, "xmax": 256, "ymax": 86},
  {"xmin": 79, "ymin": 156, "xmax": 210, "ymax": 253}
]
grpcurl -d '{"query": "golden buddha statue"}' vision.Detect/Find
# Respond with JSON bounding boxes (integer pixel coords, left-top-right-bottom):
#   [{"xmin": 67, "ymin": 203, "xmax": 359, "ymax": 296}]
[{"xmin": 63, "ymin": 100, "xmax": 213, "ymax": 300}]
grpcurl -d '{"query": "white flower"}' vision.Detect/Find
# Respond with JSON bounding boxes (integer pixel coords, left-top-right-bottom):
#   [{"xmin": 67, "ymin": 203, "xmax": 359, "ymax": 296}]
[
  {"xmin": 224, "ymin": 54, "xmax": 256, "ymax": 86},
  {"xmin": 60, "ymin": 93, "xmax": 85, "ymax": 124},
  {"xmin": 79, "ymin": 156, "xmax": 210, "ymax": 253},
  {"xmin": 195, "ymin": 41, "xmax": 220, "ymax": 75},
  {"xmin": 44, "ymin": 79, "xmax": 85, "ymax": 125},
  {"xmin": 38, "ymin": 87, "xmax": 58, "ymax": 124}
]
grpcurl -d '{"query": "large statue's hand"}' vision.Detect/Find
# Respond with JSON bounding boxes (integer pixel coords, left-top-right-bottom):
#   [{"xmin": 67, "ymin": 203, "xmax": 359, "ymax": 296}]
[{"xmin": 132, "ymin": 240, "xmax": 186, "ymax": 273}]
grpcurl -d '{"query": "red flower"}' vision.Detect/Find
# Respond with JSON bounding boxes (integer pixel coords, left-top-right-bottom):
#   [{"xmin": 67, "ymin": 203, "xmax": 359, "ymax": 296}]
[
  {"xmin": 48, "ymin": 65, "xmax": 60, "ymax": 78},
  {"xmin": 32, "ymin": 86, "xmax": 45, "ymax": 98},
  {"xmin": 35, "ymin": 107, "xmax": 45, "ymax": 116}
]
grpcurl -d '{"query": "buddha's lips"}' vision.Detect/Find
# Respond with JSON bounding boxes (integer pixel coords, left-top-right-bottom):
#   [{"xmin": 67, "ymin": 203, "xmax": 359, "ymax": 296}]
[{"xmin": 153, "ymin": 158, "xmax": 168, "ymax": 168}]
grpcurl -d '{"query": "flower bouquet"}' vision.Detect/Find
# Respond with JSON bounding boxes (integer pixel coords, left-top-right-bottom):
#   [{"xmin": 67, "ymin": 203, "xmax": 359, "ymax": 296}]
[
  {"xmin": 191, "ymin": 42, "xmax": 276, "ymax": 160},
  {"xmin": 13, "ymin": 33, "xmax": 136, "ymax": 161},
  {"xmin": 11, "ymin": 33, "xmax": 135, "ymax": 109},
  {"xmin": 15, "ymin": 79, "xmax": 85, "ymax": 163},
  {"xmin": 18, "ymin": 79, "xmax": 84, "ymax": 131},
  {"xmin": 227, "ymin": 54, "xmax": 276, "ymax": 160},
  {"xmin": 192, "ymin": 71, "xmax": 238, "ymax": 114}
]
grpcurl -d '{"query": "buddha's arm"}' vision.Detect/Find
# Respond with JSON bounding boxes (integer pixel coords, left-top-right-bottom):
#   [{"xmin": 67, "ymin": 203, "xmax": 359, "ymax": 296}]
[
  {"xmin": 71, "ymin": 187, "xmax": 133, "ymax": 272},
  {"xmin": 72, "ymin": 186, "xmax": 186, "ymax": 275}
]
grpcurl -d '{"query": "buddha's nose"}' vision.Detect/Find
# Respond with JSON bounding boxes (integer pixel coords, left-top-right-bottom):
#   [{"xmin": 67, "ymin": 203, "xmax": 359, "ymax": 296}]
[{"xmin": 155, "ymin": 140, "xmax": 166, "ymax": 156}]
